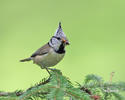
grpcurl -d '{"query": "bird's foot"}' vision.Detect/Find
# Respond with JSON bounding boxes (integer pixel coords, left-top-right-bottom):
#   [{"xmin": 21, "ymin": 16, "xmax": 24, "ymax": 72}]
[{"xmin": 48, "ymin": 68, "xmax": 57, "ymax": 71}]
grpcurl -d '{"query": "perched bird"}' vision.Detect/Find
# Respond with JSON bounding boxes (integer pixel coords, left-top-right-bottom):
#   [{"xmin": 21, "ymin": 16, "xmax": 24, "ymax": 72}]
[{"xmin": 20, "ymin": 22, "xmax": 69, "ymax": 75}]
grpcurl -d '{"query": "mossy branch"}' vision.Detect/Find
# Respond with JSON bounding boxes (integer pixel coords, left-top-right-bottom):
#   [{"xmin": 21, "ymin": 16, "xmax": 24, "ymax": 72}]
[{"xmin": 0, "ymin": 69, "xmax": 125, "ymax": 100}]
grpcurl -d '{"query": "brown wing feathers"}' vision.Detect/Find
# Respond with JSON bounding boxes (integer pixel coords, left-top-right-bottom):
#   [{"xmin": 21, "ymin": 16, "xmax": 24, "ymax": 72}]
[
  {"xmin": 20, "ymin": 43, "xmax": 51, "ymax": 62},
  {"xmin": 31, "ymin": 43, "xmax": 50, "ymax": 57}
]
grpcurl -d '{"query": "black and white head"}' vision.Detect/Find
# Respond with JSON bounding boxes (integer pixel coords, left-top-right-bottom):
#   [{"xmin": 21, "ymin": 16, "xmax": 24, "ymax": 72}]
[{"xmin": 49, "ymin": 22, "xmax": 69, "ymax": 53}]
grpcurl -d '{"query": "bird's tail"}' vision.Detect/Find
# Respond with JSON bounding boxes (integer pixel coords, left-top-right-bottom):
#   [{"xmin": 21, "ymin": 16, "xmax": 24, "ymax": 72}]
[{"xmin": 20, "ymin": 57, "xmax": 32, "ymax": 62}]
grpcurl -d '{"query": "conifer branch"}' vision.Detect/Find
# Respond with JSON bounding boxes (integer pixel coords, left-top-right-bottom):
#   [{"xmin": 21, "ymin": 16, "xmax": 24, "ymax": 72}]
[{"xmin": 0, "ymin": 69, "xmax": 125, "ymax": 100}]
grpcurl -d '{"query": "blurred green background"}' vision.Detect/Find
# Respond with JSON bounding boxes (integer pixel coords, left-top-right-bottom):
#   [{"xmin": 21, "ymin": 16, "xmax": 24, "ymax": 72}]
[{"xmin": 0, "ymin": 0, "xmax": 125, "ymax": 92}]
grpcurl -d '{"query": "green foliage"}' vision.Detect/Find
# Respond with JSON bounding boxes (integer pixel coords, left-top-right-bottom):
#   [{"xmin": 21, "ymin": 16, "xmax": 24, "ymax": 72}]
[{"xmin": 0, "ymin": 69, "xmax": 125, "ymax": 100}]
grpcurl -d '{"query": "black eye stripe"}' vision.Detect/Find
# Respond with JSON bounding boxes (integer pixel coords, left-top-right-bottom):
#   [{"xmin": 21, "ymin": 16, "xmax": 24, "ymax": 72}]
[{"xmin": 52, "ymin": 36, "xmax": 61, "ymax": 40}]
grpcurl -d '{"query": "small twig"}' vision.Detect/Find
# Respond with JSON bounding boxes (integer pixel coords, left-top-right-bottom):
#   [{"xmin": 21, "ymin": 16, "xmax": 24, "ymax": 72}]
[
  {"xmin": 0, "ymin": 92, "xmax": 9, "ymax": 96},
  {"xmin": 109, "ymin": 72, "xmax": 115, "ymax": 84},
  {"xmin": 80, "ymin": 87, "xmax": 92, "ymax": 95}
]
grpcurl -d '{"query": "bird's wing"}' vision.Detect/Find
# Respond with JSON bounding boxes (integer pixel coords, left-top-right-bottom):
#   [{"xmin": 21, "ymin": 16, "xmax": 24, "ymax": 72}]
[{"xmin": 31, "ymin": 43, "xmax": 51, "ymax": 57}]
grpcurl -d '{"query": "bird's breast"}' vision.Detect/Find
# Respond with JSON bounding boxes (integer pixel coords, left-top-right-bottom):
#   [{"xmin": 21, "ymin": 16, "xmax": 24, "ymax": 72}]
[{"xmin": 34, "ymin": 48, "xmax": 65, "ymax": 68}]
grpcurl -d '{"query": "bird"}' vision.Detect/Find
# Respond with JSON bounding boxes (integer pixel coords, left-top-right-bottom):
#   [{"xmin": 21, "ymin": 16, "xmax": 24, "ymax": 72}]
[{"xmin": 20, "ymin": 22, "xmax": 69, "ymax": 75}]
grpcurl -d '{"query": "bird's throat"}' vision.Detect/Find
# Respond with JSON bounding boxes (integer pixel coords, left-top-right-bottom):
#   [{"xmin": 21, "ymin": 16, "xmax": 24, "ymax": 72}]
[{"xmin": 56, "ymin": 43, "xmax": 65, "ymax": 54}]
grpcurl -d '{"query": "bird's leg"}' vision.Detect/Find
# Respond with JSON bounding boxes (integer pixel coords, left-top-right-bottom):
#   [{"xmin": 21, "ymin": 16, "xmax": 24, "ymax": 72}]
[
  {"xmin": 48, "ymin": 68, "xmax": 57, "ymax": 71},
  {"xmin": 40, "ymin": 66, "xmax": 51, "ymax": 76},
  {"xmin": 45, "ymin": 67, "xmax": 51, "ymax": 76}
]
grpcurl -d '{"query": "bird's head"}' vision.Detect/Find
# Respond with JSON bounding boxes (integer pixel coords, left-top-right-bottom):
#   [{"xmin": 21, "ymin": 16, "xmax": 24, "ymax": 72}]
[{"xmin": 49, "ymin": 22, "xmax": 69, "ymax": 51}]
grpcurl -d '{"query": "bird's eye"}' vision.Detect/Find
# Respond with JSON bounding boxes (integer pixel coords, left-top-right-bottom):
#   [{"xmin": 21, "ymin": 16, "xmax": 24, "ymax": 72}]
[
  {"xmin": 52, "ymin": 36, "xmax": 61, "ymax": 40},
  {"xmin": 56, "ymin": 37, "xmax": 61, "ymax": 40}
]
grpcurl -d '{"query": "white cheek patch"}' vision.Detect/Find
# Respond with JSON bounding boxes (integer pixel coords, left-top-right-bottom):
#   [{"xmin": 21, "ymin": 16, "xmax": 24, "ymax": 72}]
[
  {"xmin": 51, "ymin": 38, "xmax": 58, "ymax": 45},
  {"xmin": 49, "ymin": 38, "xmax": 62, "ymax": 51}
]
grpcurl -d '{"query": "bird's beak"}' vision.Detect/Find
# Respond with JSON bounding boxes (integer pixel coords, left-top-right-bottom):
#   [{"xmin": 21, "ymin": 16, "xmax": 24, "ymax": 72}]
[
  {"xmin": 66, "ymin": 40, "xmax": 70, "ymax": 45},
  {"xmin": 61, "ymin": 38, "xmax": 70, "ymax": 45}
]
